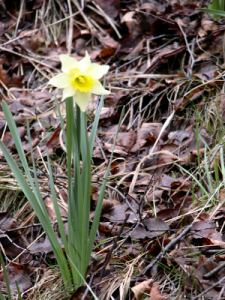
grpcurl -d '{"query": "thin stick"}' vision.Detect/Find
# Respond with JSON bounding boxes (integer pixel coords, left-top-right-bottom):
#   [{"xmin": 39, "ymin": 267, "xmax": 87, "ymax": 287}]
[
  {"xmin": 203, "ymin": 261, "xmax": 225, "ymax": 279},
  {"xmin": 142, "ymin": 223, "xmax": 192, "ymax": 274},
  {"xmin": 192, "ymin": 275, "xmax": 225, "ymax": 300}
]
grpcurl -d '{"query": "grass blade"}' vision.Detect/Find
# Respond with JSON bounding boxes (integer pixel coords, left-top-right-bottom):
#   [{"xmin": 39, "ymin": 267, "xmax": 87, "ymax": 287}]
[
  {"xmin": 201, "ymin": 7, "xmax": 225, "ymax": 17},
  {"xmin": 2, "ymin": 102, "xmax": 33, "ymax": 188},
  {"xmin": 0, "ymin": 254, "xmax": 12, "ymax": 300},
  {"xmin": 47, "ymin": 154, "xmax": 68, "ymax": 251},
  {"xmin": 0, "ymin": 140, "xmax": 72, "ymax": 288},
  {"xmin": 89, "ymin": 96, "xmax": 104, "ymax": 155}
]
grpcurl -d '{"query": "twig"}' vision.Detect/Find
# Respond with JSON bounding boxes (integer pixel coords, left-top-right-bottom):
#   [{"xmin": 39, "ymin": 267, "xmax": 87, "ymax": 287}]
[
  {"xmin": 0, "ymin": 45, "xmax": 56, "ymax": 70},
  {"xmin": 142, "ymin": 223, "xmax": 192, "ymax": 275},
  {"xmin": 203, "ymin": 261, "xmax": 225, "ymax": 279},
  {"xmin": 66, "ymin": 0, "xmax": 73, "ymax": 54},
  {"xmin": 192, "ymin": 275, "xmax": 225, "ymax": 300}
]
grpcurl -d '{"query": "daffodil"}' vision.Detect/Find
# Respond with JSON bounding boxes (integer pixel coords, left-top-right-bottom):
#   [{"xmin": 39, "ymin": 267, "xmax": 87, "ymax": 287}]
[{"xmin": 49, "ymin": 52, "xmax": 110, "ymax": 111}]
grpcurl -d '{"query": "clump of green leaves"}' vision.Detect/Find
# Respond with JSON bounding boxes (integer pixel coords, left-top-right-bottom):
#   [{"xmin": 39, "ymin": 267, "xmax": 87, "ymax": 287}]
[
  {"xmin": 0, "ymin": 50, "xmax": 116, "ymax": 295},
  {"xmin": 0, "ymin": 95, "xmax": 114, "ymax": 295}
]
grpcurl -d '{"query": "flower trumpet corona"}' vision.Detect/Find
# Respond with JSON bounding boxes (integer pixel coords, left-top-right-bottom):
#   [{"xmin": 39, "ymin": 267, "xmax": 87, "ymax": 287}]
[{"xmin": 49, "ymin": 52, "xmax": 110, "ymax": 111}]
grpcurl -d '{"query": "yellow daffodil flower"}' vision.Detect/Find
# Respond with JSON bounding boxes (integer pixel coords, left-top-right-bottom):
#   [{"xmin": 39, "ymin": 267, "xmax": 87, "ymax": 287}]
[{"xmin": 49, "ymin": 52, "xmax": 110, "ymax": 111}]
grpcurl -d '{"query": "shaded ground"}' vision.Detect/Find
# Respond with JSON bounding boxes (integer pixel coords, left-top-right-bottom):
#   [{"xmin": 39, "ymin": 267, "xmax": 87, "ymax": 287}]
[{"xmin": 0, "ymin": 0, "xmax": 225, "ymax": 299}]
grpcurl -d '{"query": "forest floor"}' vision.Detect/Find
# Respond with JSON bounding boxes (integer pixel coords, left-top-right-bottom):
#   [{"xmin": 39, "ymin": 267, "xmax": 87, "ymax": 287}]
[{"xmin": 0, "ymin": 0, "xmax": 225, "ymax": 299}]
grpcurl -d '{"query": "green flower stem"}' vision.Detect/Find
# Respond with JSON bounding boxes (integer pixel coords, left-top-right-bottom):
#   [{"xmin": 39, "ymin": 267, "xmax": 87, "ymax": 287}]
[{"xmin": 65, "ymin": 98, "xmax": 92, "ymax": 287}]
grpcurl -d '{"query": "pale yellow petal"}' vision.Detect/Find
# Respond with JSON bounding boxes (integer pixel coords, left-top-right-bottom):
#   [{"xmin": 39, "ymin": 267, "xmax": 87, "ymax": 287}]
[
  {"xmin": 87, "ymin": 64, "xmax": 109, "ymax": 79},
  {"xmin": 75, "ymin": 91, "xmax": 91, "ymax": 111},
  {"xmin": 62, "ymin": 87, "xmax": 76, "ymax": 100},
  {"xmin": 78, "ymin": 51, "xmax": 91, "ymax": 72},
  {"xmin": 91, "ymin": 80, "xmax": 110, "ymax": 95},
  {"xmin": 59, "ymin": 54, "xmax": 78, "ymax": 72},
  {"xmin": 49, "ymin": 73, "xmax": 70, "ymax": 88}
]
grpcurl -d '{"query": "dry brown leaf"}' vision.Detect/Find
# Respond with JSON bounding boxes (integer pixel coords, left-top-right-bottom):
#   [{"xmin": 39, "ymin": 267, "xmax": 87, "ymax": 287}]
[
  {"xmin": 0, "ymin": 263, "xmax": 33, "ymax": 295},
  {"xmin": 100, "ymin": 35, "xmax": 120, "ymax": 49},
  {"xmin": 46, "ymin": 124, "xmax": 61, "ymax": 150},
  {"xmin": 149, "ymin": 282, "xmax": 168, "ymax": 300},
  {"xmin": 44, "ymin": 196, "xmax": 67, "ymax": 222},
  {"xmin": 95, "ymin": 0, "xmax": 120, "ymax": 19},
  {"xmin": 0, "ymin": 212, "xmax": 27, "ymax": 259},
  {"xmin": 131, "ymin": 123, "xmax": 162, "ymax": 153},
  {"xmin": 103, "ymin": 201, "xmax": 139, "ymax": 223},
  {"xmin": 121, "ymin": 11, "xmax": 136, "ymax": 29},
  {"xmin": 198, "ymin": 18, "xmax": 218, "ymax": 37},
  {"xmin": 117, "ymin": 130, "xmax": 137, "ymax": 151},
  {"xmin": 100, "ymin": 107, "xmax": 115, "ymax": 119},
  {"xmin": 132, "ymin": 279, "xmax": 153, "ymax": 300},
  {"xmin": 192, "ymin": 220, "xmax": 225, "ymax": 247},
  {"xmin": 99, "ymin": 222, "xmax": 121, "ymax": 236},
  {"xmin": 29, "ymin": 236, "xmax": 63, "ymax": 254},
  {"xmin": 132, "ymin": 280, "xmax": 167, "ymax": 300},
  {"xmin": 104, "ymin": 142, "xmax": 128, "ymax": 156},
  {"xmin": 130, "ymin": 218, "xmax": 169, "ymax": 240}
]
